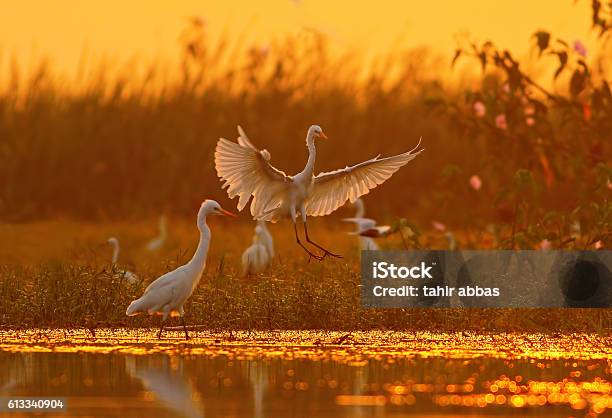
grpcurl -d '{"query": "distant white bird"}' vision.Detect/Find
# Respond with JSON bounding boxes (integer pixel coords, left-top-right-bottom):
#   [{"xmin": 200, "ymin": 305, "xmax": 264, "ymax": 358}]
[
  {"xmin": 107, "ymin": 237, "xmax": 139, "ymax": 284},
  {"xmin": 342, "ymin": 198, "xmax": 392, "ymax": 251},
  {"xmin": 445, "ymin": 231, "xmax": 457, "ymax": 250},
  {"xmin": 241, "ymin": 224, "xmax": 271, "ymax": 277},
  {"xmin": 257, "ymin": 220, "xmax": 275, "ymax": 259},
  {"xmin": 215, "ymin": 125, "xmax": 422, "ymax": 260},
  {"xmin": 146, "ymin": 215, "xmax": 168, "ymax": 252},
  {"xmin": 126, "ymin": 200, "xmax": 235, "ymax": 339}
]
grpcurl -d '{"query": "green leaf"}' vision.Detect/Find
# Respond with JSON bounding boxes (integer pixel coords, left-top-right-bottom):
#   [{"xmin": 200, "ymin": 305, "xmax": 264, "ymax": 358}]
[
  {"xmin": 479, "ymin": 52, "xmax": 487, "ymax": 71},
  {"xmin": 570, "ymin": 69, "xmax": 585, "ymax": 97},
  {"xmin": 551, "ymin": 51, "xmax": 567, "ymax": 80},
  {"xmin": 441, "ymin": 164, "xmax": 462, "ymax": 180},
  {"xmin": 514, "ymin": 169, "xmax": 538, "ymax": 192},
  {"xmin": 451, "ymin": 49, "xmax": 462, "ymax": 67},
  {"xmin": 577, "ymin": 60, "xmax": 590, "ymax": 77},
  {"xmin": 533, "ymin": 31, "xmax": 550, "ymax": 56},
  {"xmin": 602, "ymin": 81, "xmax": 611, "ymax": 100},
  {"xmin": 592, "ymin": 89, "xmax": 602, "ymax": 110}
]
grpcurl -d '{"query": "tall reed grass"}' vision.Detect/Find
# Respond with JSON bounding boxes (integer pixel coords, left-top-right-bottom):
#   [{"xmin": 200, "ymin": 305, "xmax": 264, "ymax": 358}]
[{"xmin": 0, "ymin": 19, "xmax": 609, "ymax": 249}]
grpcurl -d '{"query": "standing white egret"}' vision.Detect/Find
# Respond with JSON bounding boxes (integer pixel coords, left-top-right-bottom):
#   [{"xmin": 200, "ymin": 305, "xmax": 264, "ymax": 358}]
[
  {"xmin": 106, "ymin": 237, "xmax": 139, "ymax": 284},
  {"xmin": 215, "ymin": 125, "xmax": 423, "ymax": 260},
  {"xmin": 126, "ymin": 200, "xmax": 235, "ymax": 339},
  {"xmin": 241, "ymin": 224, "xmax": 271, "ymax": 277},
  {"xmin": 257, "ymin": 220, "xmax": 275, "ymax": 259},
  {"xmin": 146, "ymin": 215, "xmax": 168, "ymax": 252}
]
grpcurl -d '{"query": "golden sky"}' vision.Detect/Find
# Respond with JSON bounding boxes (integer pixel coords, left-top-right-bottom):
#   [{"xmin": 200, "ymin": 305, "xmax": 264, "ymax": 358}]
[{"xmin": 0, "ymin": 0, "xmax": 598, "ymax": 78}]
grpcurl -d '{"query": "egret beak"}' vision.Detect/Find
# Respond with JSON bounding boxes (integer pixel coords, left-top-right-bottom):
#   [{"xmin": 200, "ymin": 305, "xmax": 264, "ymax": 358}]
[
  {"xmin": 219, "ymin": 207, "xmax": 237, "ymax": 218},
  {"xmin": 319, "ymin": 132, "xmax": 328, "ymax": 140}
]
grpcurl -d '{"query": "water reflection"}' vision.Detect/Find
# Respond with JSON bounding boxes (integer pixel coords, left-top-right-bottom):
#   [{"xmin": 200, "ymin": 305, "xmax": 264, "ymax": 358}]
[
  {"xmin": 125, "ymin": 356, "xmax": 204, "ymax": 418},
  {"xmin": 245, "ymin": 360, "xmax": 268, "ymax": 418},
  {"xmin": 1, "ymin": 330, "xmax": 611, "ymax": 417},
  {"xmin": 0, "ymin": 346, "xmax": 609, "ymax": 417}
]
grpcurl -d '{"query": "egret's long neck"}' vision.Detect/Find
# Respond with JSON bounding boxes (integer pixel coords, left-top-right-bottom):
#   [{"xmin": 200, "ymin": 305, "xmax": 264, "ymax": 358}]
[
  {"xmin": 188, "ymin": 222, "xmax": 210, "ymax": 280},
  {"xmin": 355, "ymin": 199, "xmax": 365, "ymax": 218},
  {"xmin": 111, "ymin": 243, "xmax": 119, "ymax": 264},
  {"xmin": 302, "ymin": 135, "xmax": 317, "ymax": 177},
  {"xmin": 159, "ymin": 218, "xmax": 167, "ymax": 238}
]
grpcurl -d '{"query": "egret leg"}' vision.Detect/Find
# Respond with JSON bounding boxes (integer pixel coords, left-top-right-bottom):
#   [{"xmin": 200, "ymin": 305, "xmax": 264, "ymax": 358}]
[
  {"xmin": 304, "ymin": 222, "xmax": 343, "ymax": 258},
  {"xmin": 157, "ymin": 320, "xmax": 166, "ymax": 339},
  {"xmin": 294, "ymin": 222, "xmax": 323, "ymax": 261},
  {"xmin": 180, "ymin": 317, "xmax": 190, "ymax": 340}
]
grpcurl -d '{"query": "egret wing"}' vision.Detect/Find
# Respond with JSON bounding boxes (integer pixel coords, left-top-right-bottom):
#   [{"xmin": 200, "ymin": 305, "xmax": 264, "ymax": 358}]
[
  {"xmin": 375, "ymin": 225, "xmax": 392, "ymax": 235},
  {"xmin": 215, "ymin": 126, "xmax": 291, "ymax": 218},
  {"xmin": 342, "ymin": 217, "xmax": 377, "ymax": 231},
  {"xmin": 359, "ymin": 225, "xmax": 391, "ymax": 238},
  {"xmin": 305, "ymin": 141, "xmax": 423, "ymax": 217}
]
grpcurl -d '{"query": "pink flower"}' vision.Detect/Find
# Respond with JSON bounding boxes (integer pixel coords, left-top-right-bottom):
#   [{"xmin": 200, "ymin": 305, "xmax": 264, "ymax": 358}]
[
  {"xmin": 469, "ymin": 175, "xmax": 482, "ymax": 191},
  {"xmin": 538, "ymin": 239, "xmax": 551, "ymax": 250},
  {"xmin": 495, "ymin": 114, "xmax": 507, "ymax": 130},
  {"xmin": 573, "ymin": 40, "xmax": 587, "ymax": 57},
  {"xmin": 593, "ymin": 240, "xmax": 603, "ymax": 249},
  {"xmin": 473, "ymin": 101, "xmax": 486, "ymax": 118},
  {"xmin": 502, "ymin": 83, "xmax": 510, "ymax": 93},
  {"xmin": 432, "ymin": 221, "xmax": 446, "ymax": 231},
  {"xmin": 526, "ymin": 117, "xmax": 535, "ymax": 126}
]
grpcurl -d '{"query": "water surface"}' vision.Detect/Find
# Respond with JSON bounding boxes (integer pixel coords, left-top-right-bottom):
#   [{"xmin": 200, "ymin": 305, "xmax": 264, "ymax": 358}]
[{"xmin": 0, "ymin": 330, "xmax": 610, "ymax": 417}]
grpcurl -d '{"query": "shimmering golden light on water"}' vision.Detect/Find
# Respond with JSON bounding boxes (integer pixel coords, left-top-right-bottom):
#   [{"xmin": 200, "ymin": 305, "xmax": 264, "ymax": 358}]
[
  {"xmin": 1, "ymin": 329, "xmax": 610, "ymax": 416},
  {"xmin": 1, "ymin": 329, "xmax": 610, "ymax": 360}
]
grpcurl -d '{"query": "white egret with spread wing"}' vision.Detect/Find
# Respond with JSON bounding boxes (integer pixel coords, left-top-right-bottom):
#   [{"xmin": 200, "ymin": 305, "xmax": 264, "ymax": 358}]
[
  {"xmin": 215, "ymin": 125, "xmax": 423, "ymax": 260},
  {"xmin": 106, "ymin": 237, "xmax": 139, "ymax": 284},
  {"xmin": 126, "ymin": 200, "xmax": 235, "ymax": 339}
]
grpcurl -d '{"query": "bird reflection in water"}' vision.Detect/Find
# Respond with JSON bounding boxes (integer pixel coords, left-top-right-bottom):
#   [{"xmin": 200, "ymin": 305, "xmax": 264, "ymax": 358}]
[{"xmin": 125, "ymin": 356, "xmax": 204, "ymax": 418}]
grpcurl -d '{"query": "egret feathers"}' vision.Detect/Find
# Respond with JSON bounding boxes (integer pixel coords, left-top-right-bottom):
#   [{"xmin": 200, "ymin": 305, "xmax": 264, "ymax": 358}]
[
  {"xmin": 241, "ymin": 224, "xmax": 271, "ymax": 277},
  {"xmin": 215, "ymin": 125, "xmax": 423, "ymax": 259},
  {"xmin": 343, "ymin": 199, "xmax": 391, "ymax": 251},
  {"xmin": 126, "ymin": 200, "xmax": 235, "ymax": 339},
  {"xmin": 107, "ymin": 237, "xmax": 139, "ymax": 284}
]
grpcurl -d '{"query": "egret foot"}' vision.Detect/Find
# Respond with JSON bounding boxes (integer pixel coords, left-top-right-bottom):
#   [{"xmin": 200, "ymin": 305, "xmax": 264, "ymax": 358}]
[
  {"xmin": 319, "ymin": 248, "xmax": 343, "ymax": 259},
  {"xmin": 157, "ymin": 321, "xmax": 165, "ymax": 339},
  {"xmin": 301, "ymin": 245, "xmax": 324, "ymax": 261},
  {"xmin": 294, "ymin": 223, "xmax": 324, "ymax": 261},
  {"xmin": 180, "ymin": 317, "xmax": 190, "ymax": 340},
  {"xmin": 304, "ymin": 223, "xmax": 343, "ymax": 259}
]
